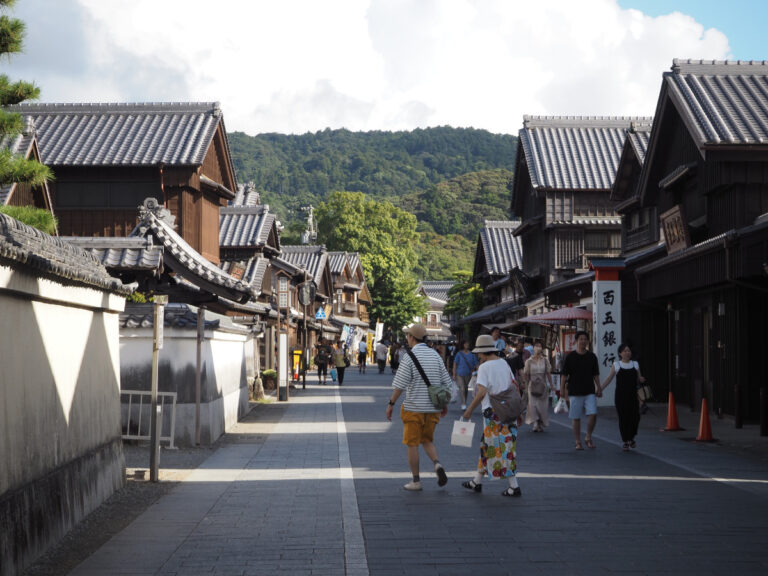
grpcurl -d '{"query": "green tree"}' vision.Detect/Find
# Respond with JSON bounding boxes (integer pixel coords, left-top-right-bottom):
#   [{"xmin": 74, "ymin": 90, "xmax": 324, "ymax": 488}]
[
  {"xmin": 315, "ymin": 191, "xmax": 426, "ymax": 330},
  {"xmin": 444, "ymin": 271, "xmax": 484, "ymax": 343},
  {"xmin": 0, "ymin": 0, "xmax": 51, "ymax": 190}
]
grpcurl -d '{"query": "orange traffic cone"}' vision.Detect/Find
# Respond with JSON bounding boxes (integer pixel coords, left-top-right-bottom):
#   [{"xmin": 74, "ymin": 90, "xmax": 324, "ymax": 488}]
[
  {"xmin": 696, "ymin": 398, "xmax": 716, "ymax": 442},
  {"xmin": 293, "ymin": 362, "xmax": 299, "ymax": 381},
  {"xmin": 662, "ymin": 391, "xmax": 684, "ymax": 431}
]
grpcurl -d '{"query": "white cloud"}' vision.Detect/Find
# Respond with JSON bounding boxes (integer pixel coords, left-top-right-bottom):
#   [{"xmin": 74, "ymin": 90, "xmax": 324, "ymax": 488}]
[{"xmin": 3, "ymin": 0, "xmax": 731, "ymax": 134}]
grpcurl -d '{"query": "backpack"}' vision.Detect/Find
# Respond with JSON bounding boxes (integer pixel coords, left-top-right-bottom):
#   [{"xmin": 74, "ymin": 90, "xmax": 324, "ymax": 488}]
[{"xmin": 406, "ymin": 349, "xmax": 452, "ymax": 410}]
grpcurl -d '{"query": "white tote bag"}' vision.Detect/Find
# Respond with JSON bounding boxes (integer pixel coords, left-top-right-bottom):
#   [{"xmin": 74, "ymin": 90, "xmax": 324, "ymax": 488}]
[{"xmin": 451, "ymin": 420, "xmax": 476, "ymax": 448}]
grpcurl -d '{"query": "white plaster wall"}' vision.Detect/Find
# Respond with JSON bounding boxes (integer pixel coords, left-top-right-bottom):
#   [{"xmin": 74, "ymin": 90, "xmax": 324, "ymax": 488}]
[{"xmin": 120, "ymin": 326, "xmax": 251, "ymax": 446}]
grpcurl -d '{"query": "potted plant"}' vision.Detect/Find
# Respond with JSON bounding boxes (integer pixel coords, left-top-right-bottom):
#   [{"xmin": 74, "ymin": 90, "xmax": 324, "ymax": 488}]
[{"xmin": 261, "ymin": 369, "xmax": 277, "ymax": 390}]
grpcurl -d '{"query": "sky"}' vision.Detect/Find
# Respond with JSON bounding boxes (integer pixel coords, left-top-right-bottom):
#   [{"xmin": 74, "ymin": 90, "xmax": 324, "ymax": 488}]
[{"xmin": 3, "ymin": 0, "xmax": 765, "ymax": 136}]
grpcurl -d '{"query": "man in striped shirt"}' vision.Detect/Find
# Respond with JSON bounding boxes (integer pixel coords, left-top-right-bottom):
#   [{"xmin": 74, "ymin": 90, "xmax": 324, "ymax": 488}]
[{"xmin": 385, "ymin": 323, "xmax": 451, "ymax": 491}]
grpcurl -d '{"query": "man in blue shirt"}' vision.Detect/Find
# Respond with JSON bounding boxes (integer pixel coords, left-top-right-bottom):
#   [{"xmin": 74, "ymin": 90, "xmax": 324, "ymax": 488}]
[
  {"xmin": 491, "ymin": 327, "xmax": 506, "ymax": 355},
  {"xmin": 452, "ymin": 339, "xmax": 479, "ymax": 410}
]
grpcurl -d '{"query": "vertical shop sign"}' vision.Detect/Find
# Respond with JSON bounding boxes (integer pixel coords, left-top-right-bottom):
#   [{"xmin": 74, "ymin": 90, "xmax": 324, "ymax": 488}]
[{"xmin": 592, "ymin": 280, "xmax": 621, "ymax": 407}]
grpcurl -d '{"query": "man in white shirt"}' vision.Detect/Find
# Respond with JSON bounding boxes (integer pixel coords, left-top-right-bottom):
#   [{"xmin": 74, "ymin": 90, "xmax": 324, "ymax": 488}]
[
  {"xmin": 385, "ymin": 323, "xmax": 452, "ymax": 491},
  {"xmin": 375, "ymin": 341, "xmax": 389, "ymax": 373},
  {"xmin": 358, "ymin": 339, "xmax": 368, "ymax": 374}
]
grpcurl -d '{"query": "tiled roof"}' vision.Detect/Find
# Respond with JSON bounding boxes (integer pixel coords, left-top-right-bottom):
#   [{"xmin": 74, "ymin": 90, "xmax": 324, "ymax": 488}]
[
  {"xmin": 626, "ymin": 122, "xmax": 653, "ymax": 164},
  {"xmin": 279, "ymin": 245, "xmax": 328, "ymax": 283},
  {"xmin": 479, "ymin": 220, "xmax": 523, "ymax": 276},
  {"xmin": 519, "ymin": 116, "xmax": 653, "ymax": 190},
  {"xmin": 62, "ymin": 236, "xmax": 163, "ymax": 271},
  {"xmin": 8, "ymin": 102, "xmax": 234, "ymax": 170},
  {"xmin": 220, "ymin": 256, "xmax": 269, "ymax": 290},
  {"xmin": 132, "ymin": 199, "xmax": 257, "ymax": 303},
  {"xmin": 0, "ymin": 118, "xmax": 38, "ymax": 205},
  {"xmin": 327, "ymin": 251, "xmax": 351, "ymax": 275},
  {"xmin": 219, "ymin": 204, "xmax": 276, "ymax": 249},
  {"xmin": 666, "ymin": 59, "xmax": 768, "ymax": 146},
  {"xmin": 121, "ymin": 303, "xmax": 250, "ymax": 335},
  {"xmin": 418, "ymin": 281, "xmax": 455, "ymax": 303},
  {"xmin": 233, "ymin": 182, "xmax": 260, "ymax": 206},
  {"xmin": 0, "ymin": 212, "xmax": 128, "ymax": 294}
]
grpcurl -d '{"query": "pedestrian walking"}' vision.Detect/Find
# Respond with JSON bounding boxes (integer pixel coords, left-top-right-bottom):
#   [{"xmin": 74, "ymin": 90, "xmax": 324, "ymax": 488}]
[
  {"xmin": 460, "ymin": 335, "xmax": 522, "ymax": 497},
  {"xmin": 357, "ymin": 339, "xmax": 368, "ymax": 374},
  {"xmin": 314, "ymin": 338, "xmax": 332, "ymax": 385},
  {"xmin": 332, "ymin": 341, "xmax": 349, "ymax": 385},
  {"xmin": 452, "ymin": 340, "xmax": 478, "ymax": 410},
  {"xmin": 600, "ymin": 343, "xmax": 646, "ymax": 451},
  {"xmin": 562, "ymin": 331, "xmax": 601, "ymax": 450},
  {"xmin": 490, "ymin": 327, "xmax": 506, "ymax": 354},
  {"xmin": 522, "ymin": 341, "xmax": 553, "ymax": 432},
  {"xmin": 385, "ymin": 323, "xmax": 451, "ymax": 491},
  {"xmin": 389, "ymin": 341, "xmax": 400, "ymax": 373},
  {"xmin": 375, "ymin": 340, "xmax": 388, "ymax": 373}
]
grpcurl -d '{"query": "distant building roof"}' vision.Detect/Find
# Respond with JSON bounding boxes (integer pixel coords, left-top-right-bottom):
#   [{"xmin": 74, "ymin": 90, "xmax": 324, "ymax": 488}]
[
  {"xmin": 121, "ymin": 303, "xmax": 250, "ymax": 335},
  {"xmin": 478, "ymin": 220, "xmax": 523, "ymax": 276},
  {"xmin": 0, "ymin": 212, "xmax": 128, "ymax": 294},
  {"xmin": 327, "ymin": 251, "xmax": 350, "ymax": 276},
  {"xmin": 219, "ymin": 204, "xmax": 277, "ymax": 250},
  {"xmin": 626, "ymin": 122, "xmax": 652, "ymax": 164},
  {"xmin": 665, "ymin": 59, "xmax": 768, "ymax": 147},
  {"xmin": 518, "ymin": 115, "xmax": 653, "ymax": 190},
  {"xmin": 219, "ymin": 256, "xmax": 269, "ymax": 290},
  {"xmin": 233, "ymin": 182, "xmax": 261, "ymax": 206},
  {"xmin": 279, "ymin": 245, "xmax": 328, "ymax": 283},
  {"xmin": 8, "ymin": 102, "xmax": 236, "ymax": 176},
  {"xmin": 418, "ymin": 281, "xmax": 455, "ymax": 304}
]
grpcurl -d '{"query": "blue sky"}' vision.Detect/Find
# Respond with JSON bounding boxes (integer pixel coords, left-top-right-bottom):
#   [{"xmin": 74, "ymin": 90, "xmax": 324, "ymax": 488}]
[
  {"xmin": 5, "ymin": 1, "xmax": 762, "ymax": 134},
  {"xmin": 620, "ymin": 0, "xmax": 767, "ymax": 60}
]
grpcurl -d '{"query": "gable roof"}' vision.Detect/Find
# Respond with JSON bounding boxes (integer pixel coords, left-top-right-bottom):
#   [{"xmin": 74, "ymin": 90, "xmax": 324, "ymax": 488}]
[
  {"xmin": 517, "ymin": 115, "xmax": 653, "ymax": 191},
  {"xmin": 327, "ymin": 251, "xmax": 353, "ymax": 276},
  {"xmin": 418, "ymin": 281, "xmax": 455, "ymax": 304},
  {"xmin": 477, "ymin": 220, "xmax": 523, "ymax": 277},
  {"xmin": 610, "ymin": 122, "xmax": 654, "ymax": 203},
  {"xmin": 279, "ymin": 245, "xmax": 329, "ymax": 283},
  {"xmin": 8, "ymin": 102, "xmax": 236, "ymax": 176},
  {"xmin": 219, "ymin": 204, "xmax": 279, "ymax": 252},
  {"xmin": 664, "ymin": 59, "xmax": 768, "ymax": 148}
]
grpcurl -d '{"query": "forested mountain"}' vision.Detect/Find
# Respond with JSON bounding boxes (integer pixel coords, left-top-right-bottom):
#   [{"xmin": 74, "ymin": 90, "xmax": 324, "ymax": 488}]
[{"xmin": 227, "ymin": 126, "xmax": 517, "ymax": 279}]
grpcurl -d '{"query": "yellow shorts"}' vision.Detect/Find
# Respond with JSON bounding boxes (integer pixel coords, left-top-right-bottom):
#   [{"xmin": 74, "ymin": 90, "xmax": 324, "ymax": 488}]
[{"xmin": 401, "ymin": 406, "xmax": 441, "ymax": 447}]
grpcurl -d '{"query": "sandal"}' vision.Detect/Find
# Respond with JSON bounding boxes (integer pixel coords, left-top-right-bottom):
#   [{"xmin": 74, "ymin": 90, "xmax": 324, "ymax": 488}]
[
  {"xmin": 501, "ymin": 487, "xmax": 522, "ymax": 497},
  {"xmin": 575, "ymin": 441, "xmax": 584, "ymax": 450},
  {"xmin": 629, "ymin": 440, "xmax": 636, "ymax": 449},
  {"xmin": 461, "ymin": 480, "xmax": 482, "ymax": 493},
  {"xmin": 622, "ymin": 442, "xmax": 630, "ymax": 452},
  {"xmin": 584, "ymin": 437, "xmax": 596, "ymax": 449}
]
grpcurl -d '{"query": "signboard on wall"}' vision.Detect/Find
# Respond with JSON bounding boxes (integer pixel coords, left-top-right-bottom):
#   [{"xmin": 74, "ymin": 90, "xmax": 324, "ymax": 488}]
[
  {"xmin": 592, "ymin": 281, "xmax": 621, "ymax": 407},
  {"xmin": 660, "ymin": 205, "xmax": 690, "ymax": 254}
]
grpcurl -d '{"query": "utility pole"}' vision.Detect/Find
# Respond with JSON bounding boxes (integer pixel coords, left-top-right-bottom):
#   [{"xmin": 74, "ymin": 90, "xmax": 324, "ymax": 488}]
[{"xmin": 150, "ymin": 295, "xmax": 168, "ymax": 482}]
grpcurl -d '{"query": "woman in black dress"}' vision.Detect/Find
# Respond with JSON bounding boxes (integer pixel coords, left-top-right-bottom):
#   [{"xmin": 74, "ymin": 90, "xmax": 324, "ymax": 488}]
[{"xmin": 600, "ymin": 343, "xmax": 646, "ymax": 451}]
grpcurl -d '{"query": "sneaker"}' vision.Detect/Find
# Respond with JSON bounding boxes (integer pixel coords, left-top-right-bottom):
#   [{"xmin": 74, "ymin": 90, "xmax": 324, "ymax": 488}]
[
  {"xmin": 435, "ymin": 463, "xmax": 448, "ymax": 487},
  {"xmin": 403, "ymin": 481, "xmax": 422, "ymax": 491},
  {"xmin": 461, "ymin": 404, "xmax": 467, "ymax": 410}
]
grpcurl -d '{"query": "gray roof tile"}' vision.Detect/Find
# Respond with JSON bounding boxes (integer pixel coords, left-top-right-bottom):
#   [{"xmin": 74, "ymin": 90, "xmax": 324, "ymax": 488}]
[
  {"xmin": 666, "ymin": 59, "xmax": 768, "ymax": 146},
  {"xmin": 519, "ymin": 116, "xmax": 653, "ymax": 190},
  {"xmin": 279, "ymin": 245, "xmax": 328, "ymax": 283},
  {"xmin": 63, "ymin": 236, "xmax": 163, "ymax": 271},
  {"xmin": 418, "ymin": 281, "xmax": 455, "ymax": 303},
  {"xmin": 327, "ymin": 251, "xmax": 349, "ymax": 275},
  {"xmin": 7, "ymin": 102, "xmax": 232, "ymax": 168},
  {"xmin": 220, "ymin": 256, "xmax": 269, "ymax": 289},
  {"xmin": 219, "ymin": 204, "xmax": 276, "ymax": 248},
  {"xmin": 0, "ymin": 212, "xmax": 128, "ymax": 294},
  {"xmin": 479, "ymin": 220, "xmax": 523, "ymax": 276}
]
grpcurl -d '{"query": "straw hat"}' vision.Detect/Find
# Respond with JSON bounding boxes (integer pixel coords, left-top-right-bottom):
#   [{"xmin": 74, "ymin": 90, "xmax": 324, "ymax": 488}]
[{"xmin": 472, "ymin": 334, "xmax": 498, "ymax": 354}]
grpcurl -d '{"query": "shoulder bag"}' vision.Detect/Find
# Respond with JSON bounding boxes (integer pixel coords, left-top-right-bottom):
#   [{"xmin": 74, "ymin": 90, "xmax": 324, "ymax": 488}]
[
  {"xmin": 406, "ymin": 348, "xmax": 452, "ymax": 410},
  {"xmin": 487, "ymin": 364, "xmax": 525, "ymax": 424}
]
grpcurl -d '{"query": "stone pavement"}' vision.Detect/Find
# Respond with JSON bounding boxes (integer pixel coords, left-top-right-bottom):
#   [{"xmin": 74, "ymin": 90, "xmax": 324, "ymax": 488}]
[{"xmin": 69, "ymin": 369, "xmax": 768, "ymax": 575}]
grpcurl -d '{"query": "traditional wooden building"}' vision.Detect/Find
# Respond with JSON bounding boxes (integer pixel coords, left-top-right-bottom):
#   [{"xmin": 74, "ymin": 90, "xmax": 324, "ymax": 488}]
[
  {"xmin": 327, "ymin": 251, "xmax": 371, "ymax": 349},
  {"xmin": 510, "ymin": 116, "xmax": 651, "ymax": 329},
  {"xmin": 9, "ymin": 102, "xmax": 237, "ymax": 264},
  {"xmin": 459, "ymin": 220, "xmax": 524, "ymax": 335},
  {"xmin": 0, "ymin": 118, "xmax": 56, "ymax": 229},
  {"xmin": 622, "ymin": 60, "xmax": 768, "ymax": 431}
]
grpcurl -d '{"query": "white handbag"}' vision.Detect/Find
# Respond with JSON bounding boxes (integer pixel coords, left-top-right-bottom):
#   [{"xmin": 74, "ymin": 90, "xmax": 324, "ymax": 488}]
[{"xmin": 451, "ymin": 419, "xmax": 475, "ymax": 448}]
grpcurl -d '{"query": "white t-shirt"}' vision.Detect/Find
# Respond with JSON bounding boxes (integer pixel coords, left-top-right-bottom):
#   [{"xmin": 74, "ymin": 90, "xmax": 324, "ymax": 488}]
[
  {"xmin": 476, "ymin": 357, "xmax": 516, "ymax": 411},
  {"xmin": 359, "ymin": 341, "xmax": 367, "ymax": 353},
  {"xmin": 613, "ymin": 360, "xmax": 639, "ymax": 371}
]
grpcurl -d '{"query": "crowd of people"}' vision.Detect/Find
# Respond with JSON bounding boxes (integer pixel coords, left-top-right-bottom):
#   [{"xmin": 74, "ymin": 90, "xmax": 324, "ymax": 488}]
[{"xmin": 308, "ymin": 324, "xmax": 645, "ymax": 496}]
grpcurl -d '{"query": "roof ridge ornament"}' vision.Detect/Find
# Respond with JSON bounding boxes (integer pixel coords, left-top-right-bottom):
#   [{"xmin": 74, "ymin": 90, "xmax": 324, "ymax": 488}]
[{"xmin": 138, "ymin": 197, "xmax": 176, "ymax": 228}]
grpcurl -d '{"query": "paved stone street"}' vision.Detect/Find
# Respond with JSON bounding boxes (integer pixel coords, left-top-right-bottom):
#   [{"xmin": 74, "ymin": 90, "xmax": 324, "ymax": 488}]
[{"xmin": 68, "ymin": 369, "xmax": 768, "ymax": 575}]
